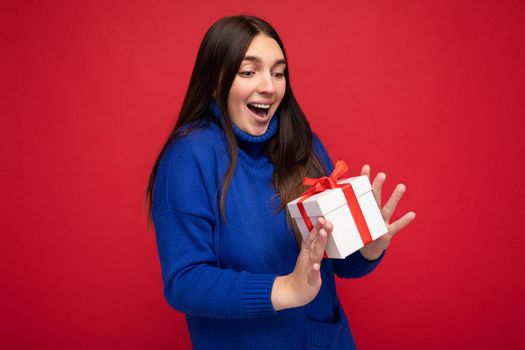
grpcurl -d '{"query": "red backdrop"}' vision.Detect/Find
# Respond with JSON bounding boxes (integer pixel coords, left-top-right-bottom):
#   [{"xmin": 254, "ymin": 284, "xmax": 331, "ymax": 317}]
[{"xmin": 3, "ymin": 1, "xmax": 524, "ymax": 349}]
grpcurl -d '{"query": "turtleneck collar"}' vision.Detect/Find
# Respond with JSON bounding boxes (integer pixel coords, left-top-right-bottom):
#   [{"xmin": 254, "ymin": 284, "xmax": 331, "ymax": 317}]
[{"xmin": 210, "ymin": 99, "xmax": 279, "ymax": 156}]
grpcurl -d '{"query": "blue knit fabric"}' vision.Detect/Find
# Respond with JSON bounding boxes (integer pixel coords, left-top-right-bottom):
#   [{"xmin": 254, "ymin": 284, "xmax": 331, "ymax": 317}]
[{"xmin": 152, "ymin": 99, "xmax": 386, "ymax": 349}]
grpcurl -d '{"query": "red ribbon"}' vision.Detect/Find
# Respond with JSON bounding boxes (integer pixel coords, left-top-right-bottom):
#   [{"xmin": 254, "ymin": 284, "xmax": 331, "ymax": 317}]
[{"xmin": 296, "ymin": 160, "xmax": 373, "ymax": 247}]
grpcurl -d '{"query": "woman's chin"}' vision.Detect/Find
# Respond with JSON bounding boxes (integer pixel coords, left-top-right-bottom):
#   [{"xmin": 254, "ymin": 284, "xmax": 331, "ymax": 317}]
[{"xmin": 245, "ymin": 123, "xmax": 269, "ymax": 136}]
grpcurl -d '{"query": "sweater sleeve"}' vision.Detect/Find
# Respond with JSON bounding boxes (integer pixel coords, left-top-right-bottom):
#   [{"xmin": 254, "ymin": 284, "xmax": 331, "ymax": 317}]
[
  {"xmin": 152, "ymin": 136, "xmax": 277, "ymax": 319},
  {"xmin": 312, "ymin": 133, "xmax": 386, "ymax": 278}
]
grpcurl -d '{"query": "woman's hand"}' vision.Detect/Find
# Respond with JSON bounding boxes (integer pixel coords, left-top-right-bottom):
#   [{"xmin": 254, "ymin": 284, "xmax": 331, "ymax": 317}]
[
  {"xmin": 271, "ymin": 217, "xmax": 332, "ymax": 311},
  {"xmin": 358, "ymin": 165, "xmax": 416, "ymax": 261}
]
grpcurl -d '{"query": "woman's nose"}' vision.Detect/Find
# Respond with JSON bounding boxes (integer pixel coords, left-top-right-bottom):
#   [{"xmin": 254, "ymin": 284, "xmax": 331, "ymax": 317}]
[{"xmin": 257, "ymin": 72, "xmax": 277, "ymax": 94}]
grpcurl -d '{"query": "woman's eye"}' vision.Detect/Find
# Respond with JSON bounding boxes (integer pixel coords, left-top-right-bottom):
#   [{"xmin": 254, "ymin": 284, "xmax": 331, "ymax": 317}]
[
  {"xmin": 239, "ymin": 71, "xmax": 254, "ymax": 77},
  {"xmin": 273, "ymin": 72, "xmax": 285, "ymax": 79}
]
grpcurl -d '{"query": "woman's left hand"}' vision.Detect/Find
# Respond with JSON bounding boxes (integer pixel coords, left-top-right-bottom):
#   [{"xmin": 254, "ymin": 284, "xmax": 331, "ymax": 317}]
[{"xmin": 358, "ymin": 165, "xmax": 416, "ymax": 261}]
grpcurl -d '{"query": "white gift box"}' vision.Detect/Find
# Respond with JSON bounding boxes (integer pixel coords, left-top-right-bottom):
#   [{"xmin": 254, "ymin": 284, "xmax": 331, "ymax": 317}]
[{"xmin": 287, "ymin": 175, "xmax": 388, "ymax": 259}]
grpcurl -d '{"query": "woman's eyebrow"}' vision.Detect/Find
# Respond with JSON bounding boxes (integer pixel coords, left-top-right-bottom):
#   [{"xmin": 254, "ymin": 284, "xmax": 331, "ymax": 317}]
[{"xmin": 242, "ymin": 55, "xmax": 286, "ymax": 66}]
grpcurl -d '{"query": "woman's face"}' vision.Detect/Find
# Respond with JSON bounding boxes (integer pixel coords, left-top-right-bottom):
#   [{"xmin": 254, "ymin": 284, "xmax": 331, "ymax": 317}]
[{"xmin": 227, "ymin": 34, "xmax": 286, "ymax": 136}]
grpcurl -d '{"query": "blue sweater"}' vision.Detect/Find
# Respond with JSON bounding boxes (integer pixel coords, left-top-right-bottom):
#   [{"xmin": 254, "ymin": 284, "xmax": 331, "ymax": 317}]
[{"xmin": 152, "ymin": 100, "xmax": 385, "ymax": 349}]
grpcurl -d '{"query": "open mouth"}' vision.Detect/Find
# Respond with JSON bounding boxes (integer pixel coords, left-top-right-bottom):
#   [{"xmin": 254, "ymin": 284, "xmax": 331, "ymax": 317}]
[{"xmin": 247, "ymin": 103, "xmax": 271, "ymax": 118}]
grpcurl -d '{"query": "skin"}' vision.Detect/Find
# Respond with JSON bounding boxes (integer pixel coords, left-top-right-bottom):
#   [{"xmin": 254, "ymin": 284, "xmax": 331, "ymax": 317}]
[
  {"xmin": 226, "ymin": 34, "xmax": 286, "ymax": 136},
  {"xmin": 272, "ymin": 165, "xmax": 416, "ymax": 310}
]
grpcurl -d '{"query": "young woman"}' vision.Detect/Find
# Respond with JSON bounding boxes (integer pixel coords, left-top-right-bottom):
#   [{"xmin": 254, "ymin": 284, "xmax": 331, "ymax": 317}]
[{"xmin": 146, "ymin": 15, "xmax": 415, "ymax": 350}]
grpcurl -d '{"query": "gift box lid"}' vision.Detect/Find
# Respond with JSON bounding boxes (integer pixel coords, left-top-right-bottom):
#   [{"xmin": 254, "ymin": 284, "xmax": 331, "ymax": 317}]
[{"xmin": 287, "ymin": 175, "xmax": 372, "ymax": 218}]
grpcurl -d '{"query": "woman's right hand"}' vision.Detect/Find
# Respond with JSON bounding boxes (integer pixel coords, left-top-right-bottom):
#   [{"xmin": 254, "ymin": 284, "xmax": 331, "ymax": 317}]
[{"xmin": 271, "ymin": 217, "xmax": 332, "ymax": 311}]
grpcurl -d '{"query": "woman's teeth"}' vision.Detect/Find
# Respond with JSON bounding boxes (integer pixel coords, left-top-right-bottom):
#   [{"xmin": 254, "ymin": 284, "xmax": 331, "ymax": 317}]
[{"xmin": 251, "ymin": 103, "xmax": 270, "ymax": 109}]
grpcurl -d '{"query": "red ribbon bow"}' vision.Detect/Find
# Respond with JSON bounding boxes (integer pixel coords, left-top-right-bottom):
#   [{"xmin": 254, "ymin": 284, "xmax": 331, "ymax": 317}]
[{"xmin": 301, "ymin": 159, "xmax": 349, "ymax": 197}]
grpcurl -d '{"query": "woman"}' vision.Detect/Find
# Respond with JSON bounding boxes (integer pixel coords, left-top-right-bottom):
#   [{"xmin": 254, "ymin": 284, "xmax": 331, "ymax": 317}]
[{"xmin": 146, "ymin": 15, "xmax": 415, "ymax": 350}]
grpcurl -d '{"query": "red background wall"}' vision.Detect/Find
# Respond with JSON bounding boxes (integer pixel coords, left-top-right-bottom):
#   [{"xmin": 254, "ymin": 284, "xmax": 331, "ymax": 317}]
[{"xmin": 3, "ymin": 0, "xmax": 524, "ymax": 349}]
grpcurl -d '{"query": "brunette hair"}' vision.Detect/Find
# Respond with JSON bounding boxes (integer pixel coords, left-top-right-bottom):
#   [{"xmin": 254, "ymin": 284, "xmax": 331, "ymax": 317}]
[{"xmin": 145, "ymin": 14, "xmax": 326, "ymax": 243}]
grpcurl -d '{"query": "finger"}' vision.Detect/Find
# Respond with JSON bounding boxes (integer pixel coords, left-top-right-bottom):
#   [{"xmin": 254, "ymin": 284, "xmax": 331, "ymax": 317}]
[
  {"xmin": 307, "ymin": 263, "xmax": 321, "ymax": 285},
  {"xmin": 311, "ymin": 228, "xmax": 328, "ymax": 261},
  {"xmin": 372, "ymin": 172, "xmax": 386, "ymax": 207},
  {"xmin": 303, "ymin": 217, "xmax": 324, "ymax": 249},
  {"xmin": 316, "ymin": 217, "xmax": 326, "ymax": 230},
  {"xmin": 323, "ymin": 220, "xmax": 333, "ymax": 234},
  {"xmin": 382, "ymin": 183, "xmax": 406, "ymax": 223},
  {"xmin": 361, "ymin": 164, "xmax": 370, "ymax": 178},
  {"xmin": 388, "ymin": 211, "xmax": 416, "ymax": 236},
  {"xmin": 303, "ymin": 230, "xmax": 318, "ymax": 250}
]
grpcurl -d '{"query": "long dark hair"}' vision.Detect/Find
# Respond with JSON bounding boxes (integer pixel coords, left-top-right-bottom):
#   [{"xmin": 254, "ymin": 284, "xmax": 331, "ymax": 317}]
[{"xmin": 145, "ymin": 15, "xmax": 326, "ymax": 243}]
